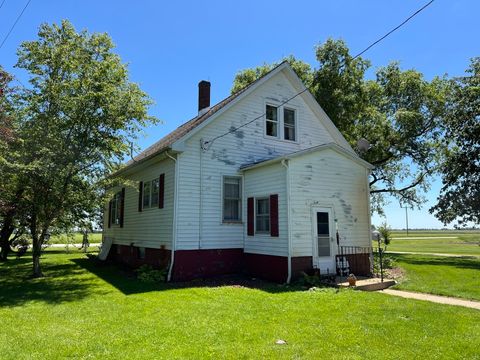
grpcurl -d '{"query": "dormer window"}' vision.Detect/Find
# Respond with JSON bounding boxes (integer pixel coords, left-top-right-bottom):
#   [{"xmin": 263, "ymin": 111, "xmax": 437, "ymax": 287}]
[
  {"xmin": 265, "ymin": 104, "xmax": 297, "ymax": 141},
  {"xmin": 265, "ymin": 105, "xmax": 278, "ymax": 137}
]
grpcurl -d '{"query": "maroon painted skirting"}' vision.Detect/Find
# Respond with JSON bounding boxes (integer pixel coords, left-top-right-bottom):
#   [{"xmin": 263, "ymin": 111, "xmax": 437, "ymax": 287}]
[
  {"xmin": 244, "ymin": 253, "xmax": 288, "ymax": 283},
  {"xmin": 291, "ymin": 256, "xmax": 313, "ymax": 279},
  {"xmin": 108, "ymin": 244, "xmax": 170, "ymax": 269},
  {"xmin": 172, "ymin": 249, "xmax": 244, "ymax": 281},
  {"xmin": 108, "ymin": 245, "xmax": 315, "ymax": 283}
]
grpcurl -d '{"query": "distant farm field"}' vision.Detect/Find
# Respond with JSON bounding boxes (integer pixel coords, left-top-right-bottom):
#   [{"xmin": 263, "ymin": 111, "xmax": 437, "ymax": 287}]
[
  {"xmin": 48, "ymin": 232, "xmax": 102, "ymax": 244},
  {"xmin": 373, "ymin": 230, "xmax": 480, "ymax": 256}
]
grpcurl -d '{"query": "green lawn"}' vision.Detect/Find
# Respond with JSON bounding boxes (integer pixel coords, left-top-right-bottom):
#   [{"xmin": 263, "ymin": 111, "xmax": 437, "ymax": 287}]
[
  {"xmin": 374, "ymin": 230, "xmax": 480, "ymax": 256},
  {"xmin": 390, "ymin": 253, "xmax": 480, "ymax": 301},
  {"xmin": 1, "ymin": 251, "xmax": 479, "ymax": 359}
]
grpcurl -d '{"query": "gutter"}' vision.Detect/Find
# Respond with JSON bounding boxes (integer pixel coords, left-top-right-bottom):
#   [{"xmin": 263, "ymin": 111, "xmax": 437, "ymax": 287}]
[
  {"xmin": 281, "ymin": 159, "xmax": 293, "ymax": 284},
  {"xmin": 166, "ymin": 151, "xmax": 179, "ymax": 281}
]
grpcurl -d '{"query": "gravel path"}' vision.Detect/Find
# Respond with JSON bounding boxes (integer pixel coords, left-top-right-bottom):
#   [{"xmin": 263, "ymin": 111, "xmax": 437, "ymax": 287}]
[{"xmin": 381, "ymin": 289, "xmax": 480, "ymax": 310}]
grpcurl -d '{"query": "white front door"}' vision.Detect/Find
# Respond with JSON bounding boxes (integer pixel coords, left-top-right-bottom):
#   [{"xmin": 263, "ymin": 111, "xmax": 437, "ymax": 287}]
[{"xmin": 312, "ymin": 207, "xmax": 335, "ymax": 274}]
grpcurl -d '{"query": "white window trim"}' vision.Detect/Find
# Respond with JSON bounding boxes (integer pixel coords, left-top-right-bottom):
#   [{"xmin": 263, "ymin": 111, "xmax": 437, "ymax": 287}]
[
  {"xmin": 255, "ymin": 197, "xmax": 270, "ymax": 234},
  {"xmin": 142, "ymin": 178, "xmax": 160, "ymax": 211},
  {"xmin": 263, "ymin": 100, "xmax": 299, "ymax": 143},
  {"xmin": 111, "ymin": 191, "xmax": 122, "ymax": 226},
  {"xmin": 221, "ymin": 175, "xmax": 243, "ymax": 224},
  {"xmin": 283, "ymin": 107, "xmax": 297, "ymax": 142}
]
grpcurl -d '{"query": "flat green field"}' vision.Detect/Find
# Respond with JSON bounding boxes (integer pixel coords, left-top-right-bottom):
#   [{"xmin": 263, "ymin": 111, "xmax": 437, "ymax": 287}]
[
  {"xmin": 390, "ymin": 253, "xmax": 480, "ymax": 301},
  {"xmin": 1, "ymin": 250, "xmax": 479, "ymax": 359},
  {"xmin": 48, "ymin": 232, "xmax": 102, "ymax": 244},
  {"xmin": 374, "ymin": 230, "xmax": 480, "ymax": 255}
]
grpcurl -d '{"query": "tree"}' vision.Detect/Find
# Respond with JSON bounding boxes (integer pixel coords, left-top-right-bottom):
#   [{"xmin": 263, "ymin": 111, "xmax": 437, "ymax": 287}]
[
  {"xmin": 430, "ymin": 58, "xmax": 480, "ymax": 225},
  {"xmin": 0, "ymin": 67, "xmax": 28, "ymax": 261},
  {"xmin": 14, "ymin": 20, "xmax": 157, "ymax": 276},
  {"xmin": 231, "ymin": 39, "xmax": 448, "ymax": 213}
]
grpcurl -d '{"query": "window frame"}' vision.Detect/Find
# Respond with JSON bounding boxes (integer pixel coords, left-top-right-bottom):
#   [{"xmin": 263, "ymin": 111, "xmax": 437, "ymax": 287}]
[
  {"xmin": 264, "ymin": 101, "xmax": 298, "ymax": 143},
  {"xmin": 111, "ymin": 191, "xmax": 122, "ymax": 226},
  {"xmin": 265, "ymin": 104, "xmax": 279, "ymax": 138},
  {"xmin": 141, "ymin": 178, "xmax": 160, "ymax": 211},
  {"xmin": 283, "ymin": 107, "xmax": 297, "ymax": 141},
  {"xmin": 222, "ymin": 175, "xmax": 243, "ymax": 224},
  {"xmin": 255, "ymin": 197, "xmax": 270, "ymax": 233}
]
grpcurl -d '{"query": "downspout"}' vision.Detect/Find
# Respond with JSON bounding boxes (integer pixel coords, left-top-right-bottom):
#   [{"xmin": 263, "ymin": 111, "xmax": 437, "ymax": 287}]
[
  {"xmin": 199, "ymin": 141, "xmax": 204, "ymax": 249},
  {"xmin": 366, "ymin": 168, "xmax": 373, "ymax": 273},
  {"xmin": 281, "ymin": 159, "xmax": 293, "ymax": 284},
  {"xmin": 166, "ymin": 151, "xmax": 178, "ymax": 281}
]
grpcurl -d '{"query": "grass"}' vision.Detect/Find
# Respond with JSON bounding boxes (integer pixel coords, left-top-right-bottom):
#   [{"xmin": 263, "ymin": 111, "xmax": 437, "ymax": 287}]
[
  {"xmin": 48, "ymin": 232, "xmax": 102, "ymax": 244},
  {"xmin": 1, "ymin": 251, "xmax": 480, "ymax": 359},
  {"xmin": 390, "ymin": 253, "xmax": 480, "ymax": 301},
  {"xmin": 373, "ymin": 230, "xmax": 480, "ymax": 256}
]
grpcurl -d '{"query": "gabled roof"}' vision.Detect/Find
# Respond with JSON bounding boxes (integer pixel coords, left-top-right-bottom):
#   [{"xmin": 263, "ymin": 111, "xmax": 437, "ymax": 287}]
[
  {"xmin": 126, "ymin": 62, "xmax": 289, "ymax": 167},
  {"xmin": 122, "ymin": 61, "xmax": 355, "ymax": 172},
  {"xmin": 240, "ymin": 142, "xmax": 374, "ymax": 171}
]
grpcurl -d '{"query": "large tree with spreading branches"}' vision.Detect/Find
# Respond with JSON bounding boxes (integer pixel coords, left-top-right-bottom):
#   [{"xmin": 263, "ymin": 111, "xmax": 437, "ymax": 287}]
[
  {"xmin": 232, "ymin": 39, "xmax": 448, "ymax": 213},
  {"xmin": 0, "ymin": 20, "xmax": 157, "ymax": 276},
  {"xmin": 430, "ymin": 58, "xmax": 480, "ymax": 225}
]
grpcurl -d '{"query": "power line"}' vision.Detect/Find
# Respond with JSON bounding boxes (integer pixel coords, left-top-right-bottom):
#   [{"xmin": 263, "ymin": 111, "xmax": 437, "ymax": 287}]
[
  {"xmin": 352, "ymin": 0, "xmax": 435, "ymax": 59},
  {"xmin": 202, "ymin": 0, "xmax": 436, "ymax": 149},
  {"xmin": 0, "ymin": 0, "xmax": 7, "ymax": 11},
  {"xmin": 0, "ymin": 0, "xmax": 32, "ymax": 50}
]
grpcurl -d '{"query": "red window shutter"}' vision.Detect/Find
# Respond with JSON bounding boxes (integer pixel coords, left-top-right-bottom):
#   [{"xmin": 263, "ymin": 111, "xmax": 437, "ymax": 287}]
[
  {"xmin": 159, "ymin": 173, "xmax": 165, "ymax": 209},
  {"xmin": 247, "ymin": 197, "xmax": 254, "ymax": 236},
  {"xmin": 107, "ymin": 200, "xmax": 112, "ymax": 228},
  {"xmin": 119, "ymin": 187, "xmax": 125, "ymax": 228},
  {"xmin": 138, "ymin": 181, "xmax": 143, "ymax": 212},
  {"xmin": 270, "ymin": 194, "xmax": 279, "ymax": 237}
]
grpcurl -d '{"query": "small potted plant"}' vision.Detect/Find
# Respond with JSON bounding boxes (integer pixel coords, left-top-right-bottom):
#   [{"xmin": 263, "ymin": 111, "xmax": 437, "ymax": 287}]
[{"xmin": 347, "ymin": 273, "xmax": 357, "ymax": 287}]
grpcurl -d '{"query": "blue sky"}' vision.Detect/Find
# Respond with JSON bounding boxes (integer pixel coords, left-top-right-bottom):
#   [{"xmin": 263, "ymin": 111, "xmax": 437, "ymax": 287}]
[{"xmin": 1, "ymin": 0, "xmax": 478, "ymax": 229}]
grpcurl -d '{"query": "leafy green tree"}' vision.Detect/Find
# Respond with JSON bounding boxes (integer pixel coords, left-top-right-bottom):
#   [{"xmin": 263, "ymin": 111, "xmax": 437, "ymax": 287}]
[
  {"xmin": 0, "ymin": 67, "xmax": 28, "ymax": 261},
  {"xmin": 231, "ymin": 39, "xmax": 448, "ymax": 213},
  {"xmin": 14, "ymin": 20, "xmax": 157, "ymax": 276},
  {"xmin": 430, "ymin": 58, "xmax": 480, "ymax": 225}
]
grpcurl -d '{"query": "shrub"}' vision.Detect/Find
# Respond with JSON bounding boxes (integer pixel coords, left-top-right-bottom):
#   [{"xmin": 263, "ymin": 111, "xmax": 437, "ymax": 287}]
[
  {"xmin": 373, "ymin": 252, "xmax": 396, "ymax": 274},
  {"xmin": 135, "ymin": 265, "xmax": 167, "ymax": 283}
]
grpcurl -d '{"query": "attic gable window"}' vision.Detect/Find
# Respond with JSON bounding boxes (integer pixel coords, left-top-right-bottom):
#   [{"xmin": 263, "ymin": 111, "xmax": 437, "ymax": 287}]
[
  {"xmin": 265, "ymin": 104, "xmax": 297, "ymax": 141},
  {"xmin": 265, "ymin": 105, "xmax": 278, "ymax": 137},
  {"xmin": 284, "ymin": 108, "xmax": 296, "ymax": 141}
]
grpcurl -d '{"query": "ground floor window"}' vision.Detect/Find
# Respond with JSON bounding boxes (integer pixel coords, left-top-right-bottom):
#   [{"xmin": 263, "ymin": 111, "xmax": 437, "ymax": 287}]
[
  {"xmin": 256, "ymin": 198, "xmax": 270, "ymax": 233},
  {"xmin": 223, "ymin": 176, "xmax": 242, "ymax": 222}
]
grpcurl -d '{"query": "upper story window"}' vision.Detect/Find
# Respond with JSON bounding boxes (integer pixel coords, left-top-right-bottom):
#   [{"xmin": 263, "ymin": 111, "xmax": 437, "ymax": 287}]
[
  {"xmin": 255, "ymin": 198, "xmax": 270, "ymax": 233},
  {"xmin": 265, "ymin": 105, "xmax": 278, "ymax": 137},
  {"xmin": 142, "ymin": 178, "xmax": 159, "ymax": 209},
  {"xmin": 265, "ymin": 104, "xmax": 297, "ymax": 141},
  {"xmin": 284, "ymin": 108, "xmax": 296, "ymax": 141},
  {"xmin": 223, "ymin": 176, "xmax": 242, "ymax": 222}
]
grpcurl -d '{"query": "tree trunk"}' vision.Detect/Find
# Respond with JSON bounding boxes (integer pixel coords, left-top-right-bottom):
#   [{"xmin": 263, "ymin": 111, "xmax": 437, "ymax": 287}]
[
  {"xmin": 30, "ymin": 214, "xmax": 44, "ymax": 278},
  {"xmin": 0, "ymin": 214, "xmax": 15, "ymax": 261},
  {"xmin": 31, "ymin": 235, "xmax": 43, "ymax": 278}
]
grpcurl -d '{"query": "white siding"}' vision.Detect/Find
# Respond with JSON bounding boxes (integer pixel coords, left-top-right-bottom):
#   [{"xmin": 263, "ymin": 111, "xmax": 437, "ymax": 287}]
[
  {"xmin": 175, "ymin": 71, "xmax": 336, "ymax": 250},
  {"xmin": 103, "ymin": 157, "xmax": 175, "ymax": 249},
  {"xmin": 243, "ymin": 163, "xmax": 287, "ymax": 256},
  {"xmin": 289, "ymin": 148, "xmax": 371, "ymax": 257}
]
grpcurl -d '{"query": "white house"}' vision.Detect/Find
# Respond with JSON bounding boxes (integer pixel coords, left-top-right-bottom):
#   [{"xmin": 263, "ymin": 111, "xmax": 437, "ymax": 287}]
[{"xmin": 102, "ymin": 62, "xmax": 374, "ymax": 283}]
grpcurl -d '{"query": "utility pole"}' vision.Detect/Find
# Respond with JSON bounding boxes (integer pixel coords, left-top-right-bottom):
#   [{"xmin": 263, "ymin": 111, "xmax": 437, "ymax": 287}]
[{"xmin": 400, "ymin": 203, "xmax": 409, "ymax": 236}]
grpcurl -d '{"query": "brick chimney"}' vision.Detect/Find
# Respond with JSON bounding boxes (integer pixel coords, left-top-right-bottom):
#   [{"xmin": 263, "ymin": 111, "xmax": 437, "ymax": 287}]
[{"xmin": 198, "ymin": 80, "xmax": 210, "ymax": 115}]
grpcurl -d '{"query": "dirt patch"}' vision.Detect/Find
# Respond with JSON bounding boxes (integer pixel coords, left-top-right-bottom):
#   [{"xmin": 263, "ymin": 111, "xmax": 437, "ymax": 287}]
[{"xmin": 386, "ymin": 267, "xmax": 405, "ymax": 280}]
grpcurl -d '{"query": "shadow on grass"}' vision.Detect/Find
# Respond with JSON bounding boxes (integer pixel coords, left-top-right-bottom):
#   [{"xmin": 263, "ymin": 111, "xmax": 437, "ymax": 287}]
[
  {"xmin": 72, "ymin": 258, "xmax": 311, "ymax": 296},
  {"xmin": 391, "ymin": 254, "xmax": 480, "ymax": 271},
  {"xmin": 0, "ymin": 251, "xmax": 108, "ymax": 307}
]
